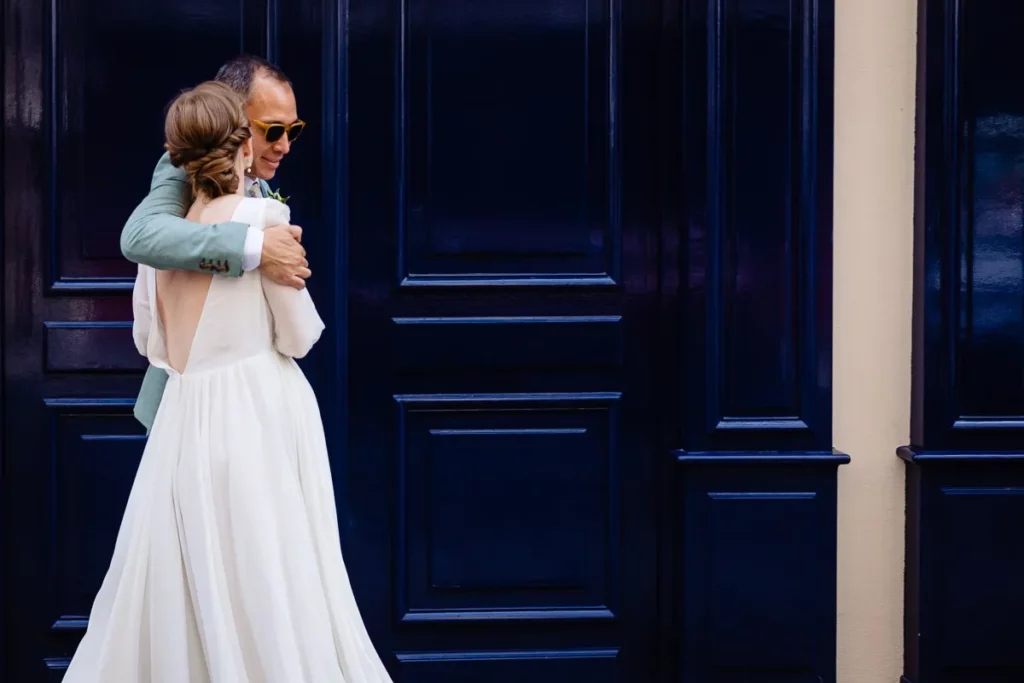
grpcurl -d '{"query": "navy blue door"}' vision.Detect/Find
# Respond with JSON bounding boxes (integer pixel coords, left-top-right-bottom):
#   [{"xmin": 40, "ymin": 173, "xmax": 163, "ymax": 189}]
[
  {"xmin": 339, "ymin": 0, "xmax": 662, "ymax": 679},
  {"xmin": 2, "ymin": 0, "xmax": 839, "ymax": 680},
  {"xmin": 905, "ymin": 1, "xmax": 1024, "ymax": 681}
]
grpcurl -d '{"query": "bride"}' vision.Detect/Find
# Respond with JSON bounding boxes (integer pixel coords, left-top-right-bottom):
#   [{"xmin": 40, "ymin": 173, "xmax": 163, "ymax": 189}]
[{"xmin": 63, "ymin": 80, "xmax": 393, "ymax": 683}]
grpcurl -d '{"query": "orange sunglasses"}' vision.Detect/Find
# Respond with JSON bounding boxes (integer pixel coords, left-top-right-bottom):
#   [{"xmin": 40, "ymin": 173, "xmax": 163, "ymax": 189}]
[{"xmin": 250, "ymin": 118, "xmax": 306, "ymax": 143}]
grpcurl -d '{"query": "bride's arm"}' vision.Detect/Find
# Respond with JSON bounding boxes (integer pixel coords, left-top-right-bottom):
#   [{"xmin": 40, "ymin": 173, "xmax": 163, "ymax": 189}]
[
  {"xmin": 262, "ymin": 279, "xmax": 325, "ymax": 358},
  {"xmin": 132, "ymin": 265, "xmax": 153, "ymax": 357},
  {"xmin": 260, "ymin": 200, "xmax": 325, "ymax": 357}
]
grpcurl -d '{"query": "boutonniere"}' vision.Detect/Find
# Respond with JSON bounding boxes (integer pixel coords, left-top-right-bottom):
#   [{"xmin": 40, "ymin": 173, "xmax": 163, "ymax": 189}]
[{"xmin": 267, "ymin": 187, "xmax": 289, "ymax": 204}]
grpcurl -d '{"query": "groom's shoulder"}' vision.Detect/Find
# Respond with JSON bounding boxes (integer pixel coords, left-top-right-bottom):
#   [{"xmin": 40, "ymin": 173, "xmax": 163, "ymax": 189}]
[
  {"xmin": 149, "ymin": 151, "xmax": 185, "ymax": 189},
  {"xmin": 152, "ymin": 150, "xmax": 173, "ymax": 172}
]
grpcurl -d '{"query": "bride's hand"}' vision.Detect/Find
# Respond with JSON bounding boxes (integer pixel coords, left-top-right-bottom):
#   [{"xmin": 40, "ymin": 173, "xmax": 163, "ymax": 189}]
[{"xmin": 260, "ymin": 224, "xmax": 310, "ymax": 289}]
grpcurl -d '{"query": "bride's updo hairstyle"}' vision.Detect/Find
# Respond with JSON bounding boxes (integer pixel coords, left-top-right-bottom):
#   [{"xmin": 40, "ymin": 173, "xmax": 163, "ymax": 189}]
[{"xmin": 164, "ymin": 80, "xmax": 251, "ymax": 199}]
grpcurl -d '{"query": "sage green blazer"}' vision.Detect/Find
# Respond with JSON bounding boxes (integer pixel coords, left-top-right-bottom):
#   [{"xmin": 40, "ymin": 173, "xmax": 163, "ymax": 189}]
[{"xmin": 124, "ymin": 153, "xmax": 269, "ymax": 431}]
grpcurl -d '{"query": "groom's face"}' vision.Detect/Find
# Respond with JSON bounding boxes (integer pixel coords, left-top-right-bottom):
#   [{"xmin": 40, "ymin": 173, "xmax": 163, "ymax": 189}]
[{"xmin": 246, "ymin": 75, "xmax": 298, "ymax": 181}]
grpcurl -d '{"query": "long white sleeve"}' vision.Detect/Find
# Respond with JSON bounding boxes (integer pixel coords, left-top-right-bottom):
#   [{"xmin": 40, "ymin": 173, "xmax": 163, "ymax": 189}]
[
  {"xmin": 259, "ymin": 200, "xmax": 325, "ymax": 358},
  {"xmin": 242, "ymin": 226, "xmax": 265, "ymax": 271},
  {"xmin": 261, "ymin": 280, "xmax": 325, "ymax": 358},
  {"xmin": 132, "ymin": 265, "xmax": 153, "ymax": 358}
]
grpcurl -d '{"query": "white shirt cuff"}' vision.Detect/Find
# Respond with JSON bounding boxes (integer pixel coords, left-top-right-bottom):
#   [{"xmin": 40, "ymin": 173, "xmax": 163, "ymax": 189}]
[{"xmin": 242, "ymin": 226, "xmax": 264, "ymax": 272}]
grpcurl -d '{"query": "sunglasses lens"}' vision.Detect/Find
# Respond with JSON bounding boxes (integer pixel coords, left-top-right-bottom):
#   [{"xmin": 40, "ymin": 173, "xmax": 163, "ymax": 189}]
[
  {"xmin": 264, "ymin": 125, "xmax": 285, "ymax": 143},
  {"xmin": 287, "ymin": 123, "xmax": 305, "ymax": 142}
]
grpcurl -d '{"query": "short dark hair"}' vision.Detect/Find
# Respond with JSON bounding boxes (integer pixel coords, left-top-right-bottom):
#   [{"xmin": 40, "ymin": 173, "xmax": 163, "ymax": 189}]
[{"xmin": 214, "ymin": 54, "xmax": 291, "ymax": 100}]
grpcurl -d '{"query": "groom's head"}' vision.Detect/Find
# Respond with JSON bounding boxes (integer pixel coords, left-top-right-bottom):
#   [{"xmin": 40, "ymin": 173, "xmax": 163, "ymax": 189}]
[{"xmin": 215, "ymin": 55, "xmax": 301, "ymax": 181}]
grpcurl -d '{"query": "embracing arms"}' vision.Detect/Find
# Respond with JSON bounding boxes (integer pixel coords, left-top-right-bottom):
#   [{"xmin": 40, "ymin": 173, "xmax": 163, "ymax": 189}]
[
  {"xmin": 121, "ymin": 153, "xmax": 310, "ymax": 288},
  {"xmin": 121, "ymin": 153, "xmax": 250, "ymax": 275}
]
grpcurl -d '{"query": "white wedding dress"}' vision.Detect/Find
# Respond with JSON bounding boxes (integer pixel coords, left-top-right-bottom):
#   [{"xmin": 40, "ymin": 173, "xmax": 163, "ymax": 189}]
[{"xmin": 64, "ymin": 197, "xmax": 393, "ymax": 683}]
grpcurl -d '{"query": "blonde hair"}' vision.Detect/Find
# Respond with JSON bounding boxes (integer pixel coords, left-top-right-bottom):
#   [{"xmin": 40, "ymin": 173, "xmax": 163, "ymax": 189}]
[{"xmin": 163, "ymin": 81, "xmax": 251, "ymax": 198}]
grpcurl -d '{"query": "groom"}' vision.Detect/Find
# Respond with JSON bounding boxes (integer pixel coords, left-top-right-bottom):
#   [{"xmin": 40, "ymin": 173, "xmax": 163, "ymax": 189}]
[{"xmin": 122, "ymin": 54, "xmax": 310, "ymax": 431}]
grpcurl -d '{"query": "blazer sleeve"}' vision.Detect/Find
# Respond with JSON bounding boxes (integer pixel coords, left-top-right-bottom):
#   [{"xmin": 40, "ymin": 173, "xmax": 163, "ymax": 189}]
[{"xmin": 121, "ymin": 153, "xmax": 250, "ymax": 276}]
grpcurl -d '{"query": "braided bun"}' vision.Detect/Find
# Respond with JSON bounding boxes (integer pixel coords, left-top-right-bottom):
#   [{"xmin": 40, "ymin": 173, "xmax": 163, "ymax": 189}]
[{"xmin": 164, "ymin": 81, "xmax": 251, "ymax": 199}]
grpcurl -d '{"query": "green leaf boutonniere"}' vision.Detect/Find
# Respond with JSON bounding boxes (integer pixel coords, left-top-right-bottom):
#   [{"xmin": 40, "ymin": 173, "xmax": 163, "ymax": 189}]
[{"xmin": 267, "ymin": 188, "xmax": 289, "ymax": 204}]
